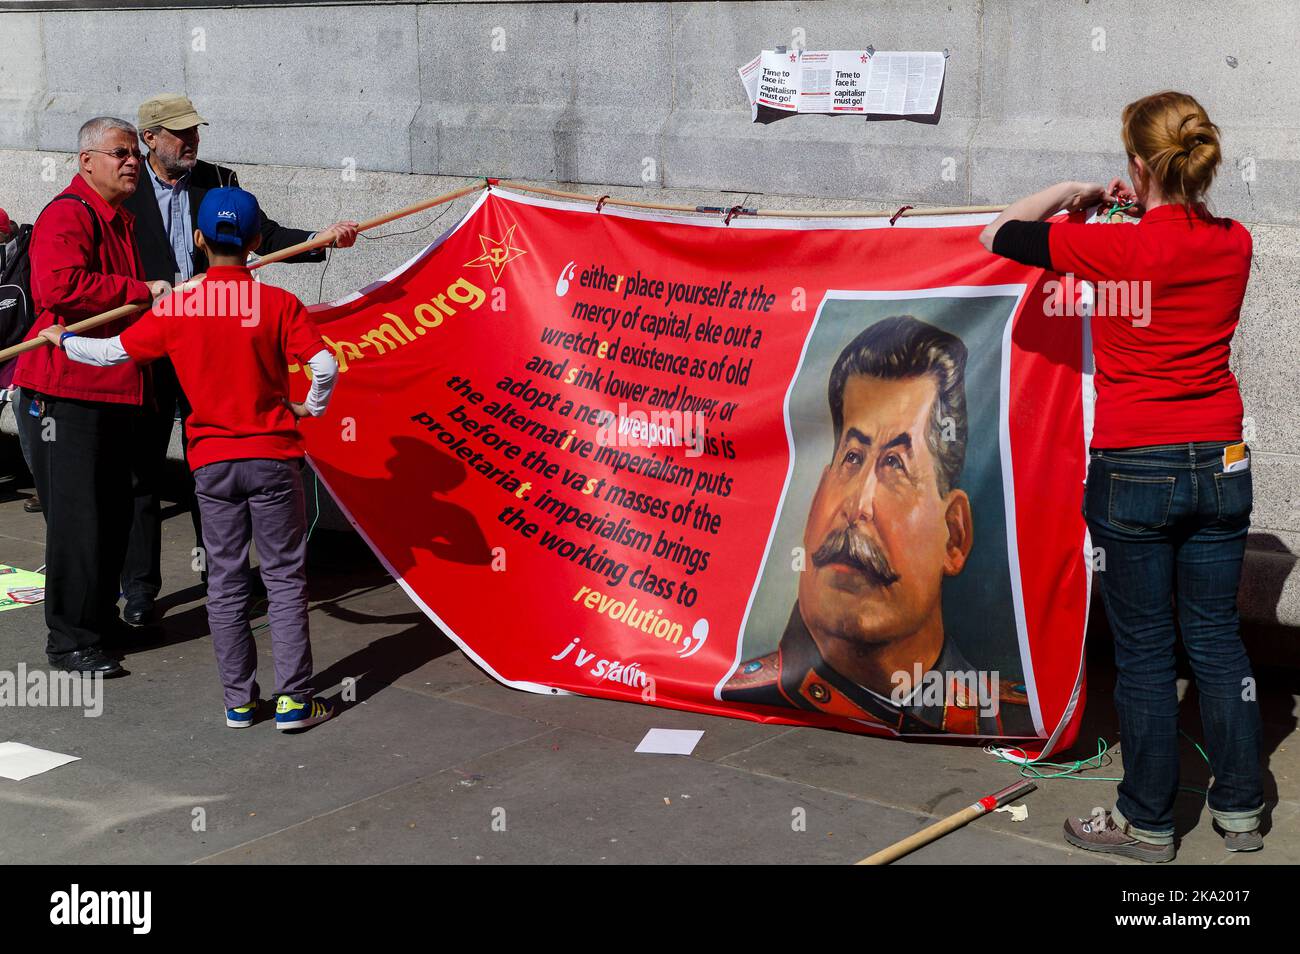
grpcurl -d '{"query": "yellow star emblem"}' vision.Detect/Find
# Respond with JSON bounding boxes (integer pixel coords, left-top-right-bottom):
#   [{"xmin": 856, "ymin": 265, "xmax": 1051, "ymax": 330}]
[{"xmin": 464, "ymin": 223, "xmax": 526, "ymax": 281}]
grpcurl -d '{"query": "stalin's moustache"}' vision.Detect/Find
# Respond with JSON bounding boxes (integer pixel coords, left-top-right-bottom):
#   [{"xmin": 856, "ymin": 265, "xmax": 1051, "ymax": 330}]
[{"xmin": 812, "ymin": 526, "xmax": 900, "ymax": 586}]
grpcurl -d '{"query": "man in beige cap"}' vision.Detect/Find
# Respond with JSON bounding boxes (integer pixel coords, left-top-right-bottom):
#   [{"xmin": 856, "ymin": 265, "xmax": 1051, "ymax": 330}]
[{"xmin": 121, "ymin": 93, "xmax": 359, "ymax": 627}]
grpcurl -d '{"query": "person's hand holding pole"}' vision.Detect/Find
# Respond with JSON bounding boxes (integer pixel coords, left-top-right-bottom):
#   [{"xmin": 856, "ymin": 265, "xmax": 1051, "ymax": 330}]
[{"xmin": 321, "ymin": 221, "xmax": 360, "ymax": 248}]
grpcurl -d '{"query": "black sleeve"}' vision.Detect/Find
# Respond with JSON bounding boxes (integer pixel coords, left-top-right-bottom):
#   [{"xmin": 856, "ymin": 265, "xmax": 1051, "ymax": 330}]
[
  {"xmin": 991, "ymin": 220, "xmax": 1054, "ymax": 270},
  {"xmin": 256, "ymin": 211, "xmax": 325, "ymax": 264}
]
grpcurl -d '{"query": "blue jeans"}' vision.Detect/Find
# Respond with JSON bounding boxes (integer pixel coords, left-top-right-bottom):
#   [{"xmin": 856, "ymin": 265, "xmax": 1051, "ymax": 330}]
[{"xmin": 1084, "ymin": 441, "xmax": 1263, "ymax": 845}]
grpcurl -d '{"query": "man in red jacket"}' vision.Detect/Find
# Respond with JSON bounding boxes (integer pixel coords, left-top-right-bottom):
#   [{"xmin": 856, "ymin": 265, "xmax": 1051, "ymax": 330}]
[{"xmin": 13, "ymin": 116, "xmax": 170, "ymax": 676}]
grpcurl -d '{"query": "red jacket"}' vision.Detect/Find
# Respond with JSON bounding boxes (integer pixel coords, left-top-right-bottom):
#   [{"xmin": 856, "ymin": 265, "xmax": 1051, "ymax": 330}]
[{"xmin": 13, "ymin": 174, "xmax": 153, "ymax": 404}]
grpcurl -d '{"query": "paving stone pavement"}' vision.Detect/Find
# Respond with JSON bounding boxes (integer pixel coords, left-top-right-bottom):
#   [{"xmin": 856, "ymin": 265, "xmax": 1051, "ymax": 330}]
[{"xmin": 0, "ymin": 459, "xmax": 1293, "ymax": 866}]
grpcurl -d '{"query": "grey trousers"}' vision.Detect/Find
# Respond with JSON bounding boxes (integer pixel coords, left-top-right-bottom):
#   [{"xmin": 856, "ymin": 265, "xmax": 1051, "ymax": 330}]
[{"xmin": 194, "ymin": 457, "xmax": 313, "ymax": 708}]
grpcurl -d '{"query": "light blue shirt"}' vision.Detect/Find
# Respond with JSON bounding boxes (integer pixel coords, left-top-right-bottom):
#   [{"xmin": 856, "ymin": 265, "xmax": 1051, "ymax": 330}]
[{"xmin": 147, "ymin": 156, "xmax": 193, "ymax": 282}]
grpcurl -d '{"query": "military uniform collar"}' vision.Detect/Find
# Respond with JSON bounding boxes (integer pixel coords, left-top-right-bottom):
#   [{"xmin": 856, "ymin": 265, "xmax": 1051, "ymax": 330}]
[{"xmin": 777, "ymin": 602, "xmax": 984, "ymax": 732}]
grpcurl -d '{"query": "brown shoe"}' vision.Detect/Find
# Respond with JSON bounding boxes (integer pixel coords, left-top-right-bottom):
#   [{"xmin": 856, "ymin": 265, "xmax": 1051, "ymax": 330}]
[
  {"xmin": 1221, "ymin": 827, "xmax": 1263, "ymax": 852},
  {"xmin": 1063, "ymin": 810, "xmax": 1175, "ymax": 863},
  {"xmin": 23, "ymin": 494, "xmax": 41, "ymax": 513}
]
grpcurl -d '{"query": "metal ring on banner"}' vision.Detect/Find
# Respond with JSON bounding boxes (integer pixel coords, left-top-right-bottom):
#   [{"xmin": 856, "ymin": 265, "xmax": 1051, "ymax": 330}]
[
  {"xmin": 596, "ymin": 194, "xmax": 611, "ymax": 213},
  {"xmin": 889, "ymin": 205, "xmax": 914, "ymax": 226}
]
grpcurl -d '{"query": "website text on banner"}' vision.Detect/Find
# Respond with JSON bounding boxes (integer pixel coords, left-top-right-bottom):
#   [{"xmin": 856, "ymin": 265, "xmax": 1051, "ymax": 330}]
[{"xmin": 293, "ymin": 188, "xmax": 1090, "ymax": 755}]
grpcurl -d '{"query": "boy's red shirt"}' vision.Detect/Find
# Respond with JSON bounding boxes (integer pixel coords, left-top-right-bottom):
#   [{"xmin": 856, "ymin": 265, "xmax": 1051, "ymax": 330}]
[{"xmin": 119, "ymin": 265, "xmax": 326, "ymax": 471}]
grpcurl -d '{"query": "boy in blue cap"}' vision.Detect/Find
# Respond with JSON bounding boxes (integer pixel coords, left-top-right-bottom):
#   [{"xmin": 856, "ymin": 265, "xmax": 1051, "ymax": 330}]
[{"xmin": 41, "ymin": 187, "xmax": 340, "ymax": 731}]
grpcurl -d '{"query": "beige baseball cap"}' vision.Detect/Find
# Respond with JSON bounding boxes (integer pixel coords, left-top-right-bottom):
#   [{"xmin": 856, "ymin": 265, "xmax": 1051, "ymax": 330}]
[{"xmin": 137, "ymin": 94, "xmax": 209, "ymax": 131}]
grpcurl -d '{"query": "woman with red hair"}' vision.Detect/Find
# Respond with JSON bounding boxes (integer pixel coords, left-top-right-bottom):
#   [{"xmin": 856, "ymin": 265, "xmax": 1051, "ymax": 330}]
[{"xmin": 981, "ymin": 91, "xmax": 1262, "ymax": 862}]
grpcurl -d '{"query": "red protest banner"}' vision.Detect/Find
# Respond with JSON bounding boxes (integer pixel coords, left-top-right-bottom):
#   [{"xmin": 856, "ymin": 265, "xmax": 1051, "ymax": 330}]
[{"xmin": 295, "ymin": 188, "xmax": 1090, "ymax": 755}]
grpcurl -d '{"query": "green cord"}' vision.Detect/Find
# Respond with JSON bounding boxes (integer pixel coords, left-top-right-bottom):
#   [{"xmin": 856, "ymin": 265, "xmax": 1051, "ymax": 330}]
[
  {"xmin": 989, "ymin": 730, "xmax": 1213, "ymax": 797},
  {"xmin": 1101, "ymin": 200, "xmax": 1136, "ymax": 221},
  {"xmin": 249, "ymin": 470, "xmax": 321, "ymax": 634},
  {"xmin": 989, "ymin": 738, "xmax": 1122, "ymax": 781}
]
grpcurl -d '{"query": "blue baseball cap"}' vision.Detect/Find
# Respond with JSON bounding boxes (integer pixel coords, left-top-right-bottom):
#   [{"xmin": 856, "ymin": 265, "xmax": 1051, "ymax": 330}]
[{"xmin": 197, "ymin": 187, "xmax": 260, "ymax": 250}]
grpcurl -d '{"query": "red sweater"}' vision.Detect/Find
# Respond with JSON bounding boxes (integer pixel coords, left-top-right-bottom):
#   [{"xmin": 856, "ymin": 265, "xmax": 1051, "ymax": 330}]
[
  {"xmin": 119, "ymin": 266, "xmax": 326, "ymax": 471},
  {"xmin": 13, "ymin": 175, "xmax": 153, "ymax": 404},
  {"xmin": 1048, "ymin": 204, "xmax": 1252, "ymax": 448}
]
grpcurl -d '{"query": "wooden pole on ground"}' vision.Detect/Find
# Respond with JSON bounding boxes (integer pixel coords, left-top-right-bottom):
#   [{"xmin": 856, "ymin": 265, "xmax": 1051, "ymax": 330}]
[{"xmin": 855, "ymin": 779, "xmax": 1037, "ymax": 865}]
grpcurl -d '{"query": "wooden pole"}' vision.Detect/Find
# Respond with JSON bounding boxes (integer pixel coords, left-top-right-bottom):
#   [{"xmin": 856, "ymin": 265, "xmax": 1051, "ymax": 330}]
[
  {"xmin": 855, "ymin": 779, "xmax": 1037, "ymax": 865},
  {"xmin": 0, "ymin": 275, "xmax": 207, "ymax": 364},
  {"xmin": 0, "ymin": 179, "xmax": 489, "ymax": 365},
  {"xmin": 251, "ymin": 179, "xmax": 488, "ymax": 268},
  {"xmin": 496, "ymin": 180, "xmax": 705, "ymax": 214},
  {"xmin": 753, "ymin": 204, "xmax": 1006, "ymax": 218},
  {"xmin": 0, "ymin": 175, "xmax": 997, "ymax": 366},
  {"xmin": 495, "ymin": 179, "xmax": 1005, "ymax": 219}
]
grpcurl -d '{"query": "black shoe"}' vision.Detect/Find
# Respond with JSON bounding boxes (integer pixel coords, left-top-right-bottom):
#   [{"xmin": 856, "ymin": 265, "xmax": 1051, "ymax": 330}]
[
  {"xmin": 23, "ymin": 495, "xmax": 42, "ymax": 513},
  {"xmin": 122, "ymin": 597, "xmax": 156, "ymax": 627},
  {"xmin": 48, "ymin": 648, "xmax": 126, "ymax": 677}
]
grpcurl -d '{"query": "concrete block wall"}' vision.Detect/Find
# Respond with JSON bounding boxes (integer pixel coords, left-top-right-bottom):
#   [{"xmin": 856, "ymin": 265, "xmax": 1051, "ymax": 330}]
[{"xmin": 1, "ymin": 1, "xmax": 1297, "ymax": 628}]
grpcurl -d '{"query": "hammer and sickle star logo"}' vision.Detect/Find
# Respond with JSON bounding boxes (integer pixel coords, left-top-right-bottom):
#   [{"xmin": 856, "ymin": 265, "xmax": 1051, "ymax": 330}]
[{"xmin": 464, "ymin": 223, "xmax": 526, "ymax": 282}]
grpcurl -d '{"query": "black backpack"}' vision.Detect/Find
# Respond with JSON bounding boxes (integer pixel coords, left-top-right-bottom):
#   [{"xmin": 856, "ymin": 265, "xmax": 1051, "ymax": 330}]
[{"xmin": 0, "ymin": 194, "xmax": 101, "ymax": 354}]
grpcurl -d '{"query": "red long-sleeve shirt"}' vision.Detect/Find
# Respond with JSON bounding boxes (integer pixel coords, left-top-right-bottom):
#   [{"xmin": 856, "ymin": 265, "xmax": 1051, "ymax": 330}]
[{"xmin": 12, "ymin": 173, "xmax": 153, "ymax": 404}]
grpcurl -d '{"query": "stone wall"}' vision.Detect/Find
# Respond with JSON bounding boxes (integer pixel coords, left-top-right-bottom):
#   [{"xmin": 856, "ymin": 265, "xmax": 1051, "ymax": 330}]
[{"xmin": 1, "ymin": 1, "xmax": 1296, "ymax": 625}]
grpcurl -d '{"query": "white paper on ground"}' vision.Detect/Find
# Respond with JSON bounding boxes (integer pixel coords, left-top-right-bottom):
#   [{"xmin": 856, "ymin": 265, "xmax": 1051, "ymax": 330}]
[
  {"xmin": 994, "ymin": 803, "xmax": 1029, "ymax": 822},
  {"xmin": 0, "ymin": 741, "xmax": 80, "ymax": 781},
  {"xmin": 635, "ymin": 728, "xmax": 704, "ymax": 755}
]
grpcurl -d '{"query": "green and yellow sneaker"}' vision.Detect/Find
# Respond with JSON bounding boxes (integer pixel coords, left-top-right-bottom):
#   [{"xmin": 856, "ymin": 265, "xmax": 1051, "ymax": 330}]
[
  {"xmin": 226, "ymin": 701, "xmax": 257, "ymax": 728},
  {"xmin": 275, "ymin": 695, "xmax": 334, "ymax": 732}
]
